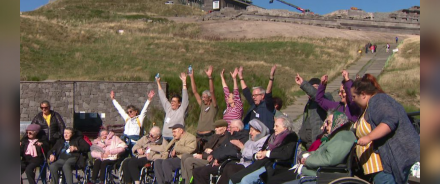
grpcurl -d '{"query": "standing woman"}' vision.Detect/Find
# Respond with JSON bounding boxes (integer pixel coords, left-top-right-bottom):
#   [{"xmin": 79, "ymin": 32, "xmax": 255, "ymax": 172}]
[
  {"xmin": 110, "ymin": 90, "xmax": 155, "ymax": 144},
  {"xmin": 351, "ymin": 74, "xmax": 420, "ymax": 184},
  {"xmin": 220, "ymin": 68, "xmax": 243, "ymax": 132},
  {"xmin": 315, "ymin": 70, "xmax": 361, "ymax": 123}
]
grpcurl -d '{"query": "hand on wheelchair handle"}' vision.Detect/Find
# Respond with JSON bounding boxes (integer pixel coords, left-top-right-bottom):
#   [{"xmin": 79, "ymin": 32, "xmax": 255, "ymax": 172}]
[{"xmin": 49, "ymin": 155, "xmax": 56, "ymax": 162}]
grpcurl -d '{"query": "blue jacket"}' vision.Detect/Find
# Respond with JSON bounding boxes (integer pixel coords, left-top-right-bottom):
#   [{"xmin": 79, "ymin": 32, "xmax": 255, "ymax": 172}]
[{"xmin": 242, "ymin": 87, "xmax": 275, "ymax": 131}]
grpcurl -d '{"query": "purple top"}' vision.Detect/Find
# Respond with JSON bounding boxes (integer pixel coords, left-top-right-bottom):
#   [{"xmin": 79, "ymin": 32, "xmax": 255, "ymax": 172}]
[{"xmin": 315, "ymin": 80, "xmax": 360, "ymax": 123}]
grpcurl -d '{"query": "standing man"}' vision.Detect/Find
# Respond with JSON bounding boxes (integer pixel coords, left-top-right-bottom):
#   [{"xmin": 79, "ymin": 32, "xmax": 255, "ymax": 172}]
[
  {"xmin": 154, "ymin": 124, "xmax": 196, "ymax": 184},
  {"xmin": 295, "ymin": 74, "xmax": 334, "ymax": 150},
  {"xmin": 189, "ymin": 65, "xmax": 219, "ymax": 152},
  {"xmin": 31, "ymin": 100, "xmax": 66, "ymax": 145},
  {"xmin": 239, "ymin": 65, "xmax": 276, "ymax": 130}
]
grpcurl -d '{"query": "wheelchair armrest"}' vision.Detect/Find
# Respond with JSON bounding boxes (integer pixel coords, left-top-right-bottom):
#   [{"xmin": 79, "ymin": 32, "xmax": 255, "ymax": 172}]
[{"xmin": 317, "ymin": 164, "xmax": 349, "ymax": 173}]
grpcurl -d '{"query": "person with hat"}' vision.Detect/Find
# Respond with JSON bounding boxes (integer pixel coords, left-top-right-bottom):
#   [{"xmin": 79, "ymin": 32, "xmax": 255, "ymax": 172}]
[
  {"xmin": 265, "ymin": 111, "xmax": 356, "ymax": 184},
  {"xmin": 20, "ymin": 124, "xmax": 49, "ymax": 184},
  {"xmin": 295, "ymin": 73, "xmax": 334, "ymax": 150},
  {"xmin": 180, "ymin": 119, "xmax": 230, "ymax": 184},
  {"xmin": 30, "ymin": 100, "xmax": 66, "ymax": 145},
  {"xmin": 154, "ymin": 124, "xmax": 196, "ymax": 184}
]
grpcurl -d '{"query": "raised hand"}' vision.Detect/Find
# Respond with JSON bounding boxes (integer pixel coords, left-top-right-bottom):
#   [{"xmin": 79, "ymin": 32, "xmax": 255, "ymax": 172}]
[
  {"xmin": 321, "ymin": 75, "xmax": 328, "ymax": 85},
  {"xmin": 230, "ymin": 68, "xmax": 238, "ymax": 79},
  {"xmin": 110, "ymin": 91, "xmax": 115, "ymax": 100},
  {"xmin": 188, "ymin": 68, "xmax": 194, "ymax": 77},
  {"xmin": 270, "ymin": 65, "xmax": 277, "ymax": 78},
  {"xmin": 179, "ymin": 72, "xmax": 187, "ymax": 82},
  {"xmin": 238, "ymin": 66, "xmax": 244, "ymax": 79},
  {"xmin": 148, "ymin": 90, "xmax": 155, "ymax": 100},
  {"xmin": 156, "ymin": 76, "xmax": 161, "ymax": 83},
  {"xmin": 342, "ymin": 70, "xmax": 349, "ymax": 81},
  {"xmin": 295, "ymin": 73, "xmax": 303, "ymax": 86},
  {"xmin": 205, "ymin": 65, "xmax": 213, "ymax": 78},
  {"xmin": 220, "ymin": 69, "xmax": 225, "ymax": 78}
]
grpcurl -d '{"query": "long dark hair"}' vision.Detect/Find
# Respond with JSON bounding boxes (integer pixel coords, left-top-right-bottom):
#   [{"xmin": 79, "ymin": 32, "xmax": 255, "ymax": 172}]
[{"xmin": 352, "ymin": 74, "xmax": 385, "ymax": 95}]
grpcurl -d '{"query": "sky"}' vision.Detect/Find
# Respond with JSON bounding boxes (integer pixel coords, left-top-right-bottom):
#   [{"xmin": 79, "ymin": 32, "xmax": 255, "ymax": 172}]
[{"xmin": 21, "ymin": 0, "xmax": 420, "ymax": 15}]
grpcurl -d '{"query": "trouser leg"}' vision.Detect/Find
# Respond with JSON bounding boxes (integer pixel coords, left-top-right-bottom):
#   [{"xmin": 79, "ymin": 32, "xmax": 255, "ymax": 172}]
[
  {"xmin": 182, "ymin": 156, "xmax": 208, "ymax": 183},
  {"xmin": 61, "ymin": 157, "xmax": 77, "ymax": 184},
  {"xmin": 25, "ymin": 161, "xmax": 42, "ymax": 184},
  {"xmin": 193, "ymin": 165, "xmax": 218, "ymax": 184},
  {"xmin": 154, "ymin": 159, "xmax": 165, "ymax": 184},
  {"xmin": 128, "ymin": 157, "xmax": 149, "ymax": 182},
  {"xmin": 240, "ymin": 167, "xmax": 266, "ymax": 184},
  {"xmin": 49, "ymin": 159, "xmax": 66, "ymax": 184},
  {"xmin": 122, "ymin": 158, "xmax": 133, "ymax": 183},
  {"xmin": 91, "ymin": 159, "xmax": 102, "ymax": 181},
  {"xmin": 162, "ymin": 157, "xmax": 182, "ymax": 183},
  {"xmin": 180, "ymin": 154, "xmax": 192, "ymax": 182},
  {"xmin": 99, "ymin": 160, "xmax": 117, "ymax": 182},
  {"xmin": 218, "ymin": 164, "xmax": 244, "ymax": 184}
]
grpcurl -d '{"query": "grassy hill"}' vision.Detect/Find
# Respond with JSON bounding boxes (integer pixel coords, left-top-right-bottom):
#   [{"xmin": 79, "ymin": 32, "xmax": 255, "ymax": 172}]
[
  {"xmin": 20, "ymin": 0, "xmax": 366, "ymax": 132},
  {"xmin": 379, "ymin": 37, "xmax": 420, "ymax": 112}
]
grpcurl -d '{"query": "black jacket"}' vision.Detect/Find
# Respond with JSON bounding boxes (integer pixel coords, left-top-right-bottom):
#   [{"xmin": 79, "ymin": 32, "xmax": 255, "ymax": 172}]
[
  {"xmin": 201, "ymin": 132, "xmax": 231, "ymax": 159},
  {"xmin": 211, "ymin": 129, "xmax": 249, "ymax": 163},
  {"xmin": 49, "ymin": 131, "xmax": 90, "ymax": 168},
  {"xmin": 20, "ymin": 130, "xmax": 50, "ymax": 160},
  {"xmin": 31, "ymin": 110, "xmax": 66, "ymax": 144}
]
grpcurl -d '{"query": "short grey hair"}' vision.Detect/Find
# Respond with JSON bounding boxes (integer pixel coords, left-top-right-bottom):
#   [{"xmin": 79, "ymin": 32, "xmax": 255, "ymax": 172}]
[
  {"xmin": 150, "ymin": 126, "xmax": 162, "ymax": 137},
  {"xmin": 252, "ymin": 86, "xmax": 266, "ymax": 95},
  {"xmin": 230, "ymin": 119, "xmax": 244, "ymax": 130},
  {"xmin": 202, "ymin": 90, "xmax": 211, "ymax": 97},
  {"xmin": 275, "ymin": 116, "xmax": 294, "ymax": 132}
]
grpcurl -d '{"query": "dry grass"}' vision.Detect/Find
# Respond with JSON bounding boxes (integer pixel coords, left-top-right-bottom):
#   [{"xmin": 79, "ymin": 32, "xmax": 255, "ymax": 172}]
[{"xmin": 379, "ymin": 36, "xmax": 420, "ymax": 110}]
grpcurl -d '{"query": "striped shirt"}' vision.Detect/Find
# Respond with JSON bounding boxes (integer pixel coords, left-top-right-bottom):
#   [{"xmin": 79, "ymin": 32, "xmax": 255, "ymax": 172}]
[
  {"xmin": 222, "ymin": 87, "xmax": 243, "ymax": 132},
  {"xmin": 355, "ymin": 108, "xmax": 383, "ymax": 175}
]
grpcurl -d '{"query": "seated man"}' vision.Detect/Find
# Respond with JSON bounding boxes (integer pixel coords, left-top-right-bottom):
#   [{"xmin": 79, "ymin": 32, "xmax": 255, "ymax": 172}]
[
  {"xmin": 122, "ymin": 126, "xmax": 168, "ymax": 184},
  {"xmin": 192, "ymin": 119, "xmax": 250, "ymax": 184},
  {"xmin": 180, "ymin": 119, "xmax": 234, "ymax": 184},
  {"xmin": 48, "ymin": 128, "xmax": 90, "ymax": 184},
  {"xmin": 154, "ymin": 124, "xmax": 196, "ymax": 184}
]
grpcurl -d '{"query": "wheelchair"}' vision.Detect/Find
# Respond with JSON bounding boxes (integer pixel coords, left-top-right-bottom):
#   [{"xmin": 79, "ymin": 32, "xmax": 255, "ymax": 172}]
[
  {"xmin": 48, "ymin": 152, "xmax": 92, "ymax": 184},
  {"xmin": 209, "ymin": 158, "xmax": 240, "ymax": 184}
]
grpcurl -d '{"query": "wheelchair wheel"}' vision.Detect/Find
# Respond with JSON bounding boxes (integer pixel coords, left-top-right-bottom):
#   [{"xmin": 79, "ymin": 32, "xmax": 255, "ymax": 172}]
[{"xmin": 328, "ymin": 177, "xmax": 370, "ymax": 184}]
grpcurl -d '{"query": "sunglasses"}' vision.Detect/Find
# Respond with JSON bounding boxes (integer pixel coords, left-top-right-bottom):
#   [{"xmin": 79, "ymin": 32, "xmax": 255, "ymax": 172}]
[
  {"xmin": 27, "ymin": 131, "xmax": 35, "ymax": 135},
  {"xmin": 40, "ymin": 106, "xmax": 49, "ymax": 110},
  {"xmin": 127, "ymin": 110, "xmax": 136, "ymax": 114}
]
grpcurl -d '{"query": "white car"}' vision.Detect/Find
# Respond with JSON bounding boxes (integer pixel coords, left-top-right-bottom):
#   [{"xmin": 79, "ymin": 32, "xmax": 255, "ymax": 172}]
[{"xmin": 165, "ymin": 1, "xmax": 174, "ymax": 4}]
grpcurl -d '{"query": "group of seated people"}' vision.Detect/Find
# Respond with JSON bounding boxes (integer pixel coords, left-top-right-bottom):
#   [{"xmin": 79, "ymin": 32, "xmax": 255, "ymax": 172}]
[{"xmin": 20, "ymin": 65, "xmax": 420, "ymax": 184}]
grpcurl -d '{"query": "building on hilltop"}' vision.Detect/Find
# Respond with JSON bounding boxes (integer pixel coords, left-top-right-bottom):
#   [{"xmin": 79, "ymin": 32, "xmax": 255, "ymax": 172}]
[
  {"xmin": 184, "ymin": 0, "xmax": 251, "ymax": 12},
  {"xmin": 389, "ymin": 6, "xmax": 420, "ymax": 22}
]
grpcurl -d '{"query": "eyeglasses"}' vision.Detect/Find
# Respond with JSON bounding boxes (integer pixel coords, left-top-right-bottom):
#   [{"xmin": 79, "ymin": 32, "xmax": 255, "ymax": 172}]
[
  {"xmin": 40, "ymin": 106, "xmax": 49, "ymax": 110},
  {"xmin": 27, "ymin": 131, "xmax": 34, "ymax": 135},
  {"xmin": 252, "ymin": 94, "xmax": 263, "ymax": 97},
  {"xmin": 127, "ymin": 110, "xmax": 135, "ymax": 114},
  {"xmin": 338, "ymin": 90, "xmax": 345, "ymax": 94}
]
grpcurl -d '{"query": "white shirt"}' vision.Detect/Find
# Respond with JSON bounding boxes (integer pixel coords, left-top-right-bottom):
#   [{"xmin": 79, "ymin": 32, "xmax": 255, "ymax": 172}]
[{"xmin": 112, "ymin": 99, "xmax": 150, "ymax": 136}]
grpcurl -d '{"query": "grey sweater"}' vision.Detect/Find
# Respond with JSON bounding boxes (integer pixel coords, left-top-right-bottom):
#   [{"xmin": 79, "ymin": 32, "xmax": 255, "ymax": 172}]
[
  {"xmin": 365, "ymin": 93, "xmax": 420, "ymax": 184},
  {"xmin": 158, "ymin": 88, "xmax": 189, "ymax": 138},
  {"xmin": 298, "ymin": 81, "xmax": 334, "ymax": 146}
]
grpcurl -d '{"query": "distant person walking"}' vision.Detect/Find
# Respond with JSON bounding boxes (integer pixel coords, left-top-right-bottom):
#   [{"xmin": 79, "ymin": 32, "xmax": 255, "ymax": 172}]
[
  {"xmin": 396, "ymin": 36, "xmax": 399, "ymax": 44},
  {"xmin": 386, "ymin": 43, "xmax": 390, "ymax": 53},
  {"xmin": 365, "ymin": 43, "xmax": 369, "ymax": 54},
  {"xmin": 373, "ymin": 44, "xmax": 377, "ymax": 53}
]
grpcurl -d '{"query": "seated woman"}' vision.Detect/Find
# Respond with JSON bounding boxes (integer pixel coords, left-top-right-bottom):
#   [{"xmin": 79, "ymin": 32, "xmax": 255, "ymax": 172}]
[
  {"xmin": 48, "ymin": 127, "xmax": 90, "ymax": 184},
  {"xmin": 90, "ymin": 129, "xmax": 127, "ymax": 183},
  {"xmin": 267, "ymin": 111, "xmax": 356, "ymax": 184},
  {"xmin": 229, "ymin": 116, "xmax": 298, "ymax": 184},
  {"xmin": 20, "ymin": 124, "xmax": 49, "ymax": 184},
  {"xmin": 315, "ymin": 70, "xmax": 361, "ymax": 123}
]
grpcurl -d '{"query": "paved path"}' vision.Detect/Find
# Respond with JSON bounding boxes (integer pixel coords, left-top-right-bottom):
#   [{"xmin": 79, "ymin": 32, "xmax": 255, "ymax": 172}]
[{"xmin": 285, "ymin": 44, "xmax": 396, "ymax": 133}]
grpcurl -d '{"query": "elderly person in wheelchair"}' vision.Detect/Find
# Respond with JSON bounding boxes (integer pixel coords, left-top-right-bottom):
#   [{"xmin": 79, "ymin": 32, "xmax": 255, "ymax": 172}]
[
  {"xmin": 229, "ymin": 116, "xmax": 299, "ymax": 184},
  {"xmin": 48, "ymin": 127, "xmax": 90, "ymax": 184},
  {"xmin": 121, "ymin": 126, "xmax": 168, "ymax": 184},
  {"xmin": 20, "ymin": 124, "xmax": 49, "ymax": 184},
  {"xmin": 267, "ymin": 111, "xmax": 356, "ymax": 184},
  {"xmin": 192, "ymin": 118, "xmax": 268, "ymax": 184},
  {"xmin": 89, "ymin": 129, "xmax": 127, "ymax": 183}
]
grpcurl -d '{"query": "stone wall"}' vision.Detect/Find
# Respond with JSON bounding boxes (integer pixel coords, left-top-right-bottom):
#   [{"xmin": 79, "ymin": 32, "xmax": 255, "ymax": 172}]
[{"xmin": 20, "ymin": 81, "xmax": 167, "ymax": 128}]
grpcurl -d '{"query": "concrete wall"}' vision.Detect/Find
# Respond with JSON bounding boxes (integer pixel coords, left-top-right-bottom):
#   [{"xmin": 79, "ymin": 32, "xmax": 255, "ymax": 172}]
[{"xmin": 20, "ymin": 81, "xmax": 167, "ymax": 128}]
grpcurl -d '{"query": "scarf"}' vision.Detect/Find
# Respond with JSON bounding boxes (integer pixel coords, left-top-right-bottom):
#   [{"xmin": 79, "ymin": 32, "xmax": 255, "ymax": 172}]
[
  {"xmin": 267, "ymin": 130, "xmax": 290, "ymax": 150},
  {"xmin": 25, "ymin": 139, "xmax": 38, "ymax": 157},
  {"xmin": 321, "ymin": 111, "xmax": 349, "ymax": 142}
]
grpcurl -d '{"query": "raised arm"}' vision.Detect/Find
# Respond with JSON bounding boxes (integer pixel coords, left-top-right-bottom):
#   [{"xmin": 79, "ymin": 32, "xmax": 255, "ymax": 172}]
[
  {"xmin": 238, "ymin": 66, "xmax": 247, "ymax": 90},
  {"xmin": 231, "ymin": 68, "xmax": 242, "ymax": 108},
  {"xmin": 342, "ymin": 70, "xmax": 360, "ymax": 114},
  {"xmin": 110, "ymin": 91, "xmax": 129, "ymax": 121},
  {"xmin": 266, "ymin": 65, "xmax": 276, "ymax": 94},
  {"xmin": 315, "ymin": 75, "xmax": 339, "ymax": 111},
  {"xmin": 180, "ymin": 72, "xmax": 189, "ymax": 109},
  {"xmin": 238, "ymin": 66, "xmax": 253, "ymax": 105},
  {"xmin": 296, "ymin": 73, "xmax": 317, "ymax": 100},
  {"xmin": 139, "ymin": 90, "xmax": 155, "ymax": 122},
  {"xmin": 156, "ymin": 77, "xmax": 171, "ymax": 111},
  {"xmin": 205, "ymin": 65, "xmax": 217, "ymax": 107},
  {"xmin": 189, "ymin": 69, "xmax": 202, "ymax": 106},
  {"xmin": 231, "ymin": 68, "xmax": 239, "ymax": 91},
  {"xmin": 221, "ymin": 69, "xmax": 230, "ymax": 103}
]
